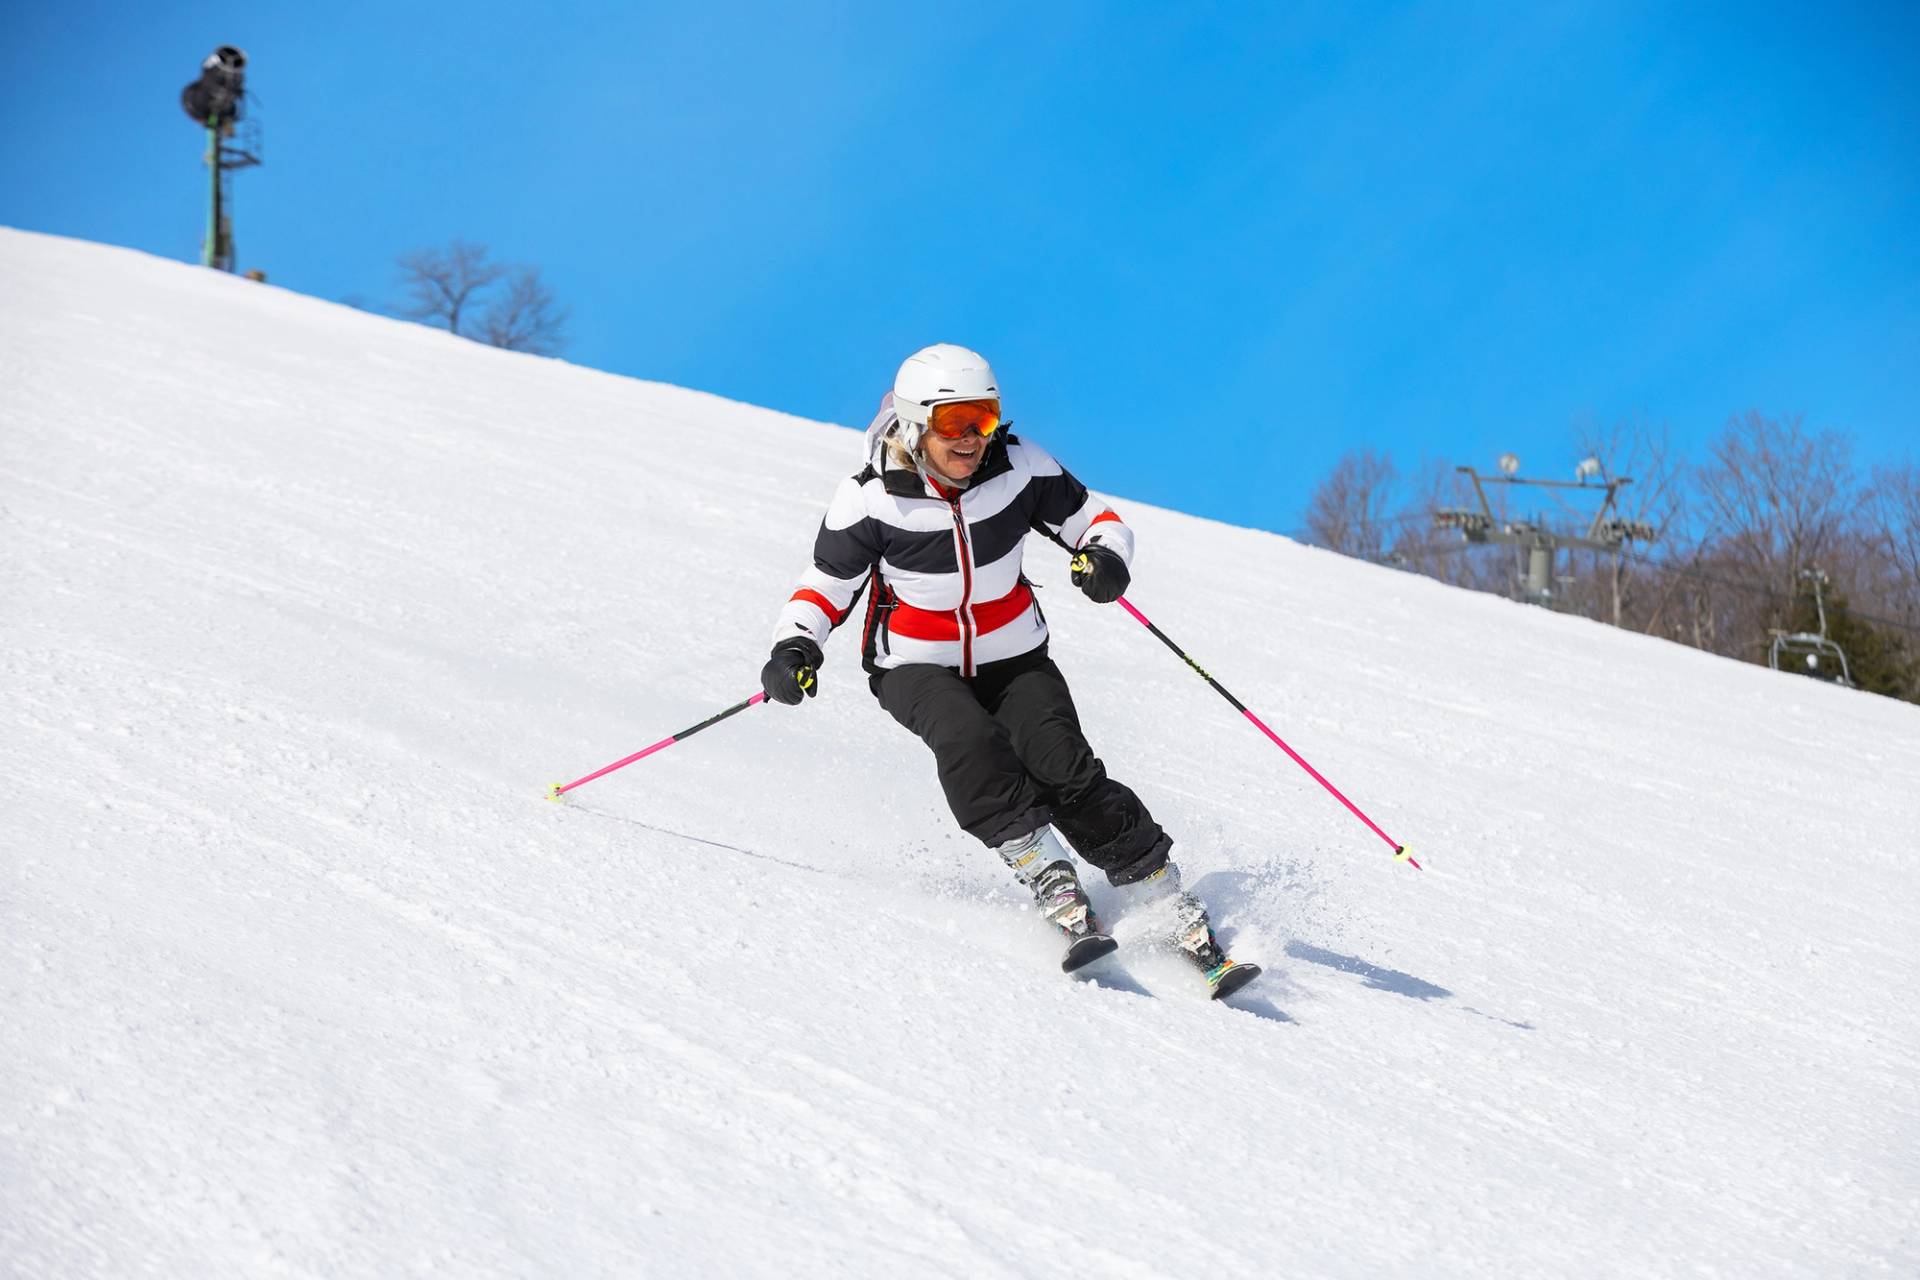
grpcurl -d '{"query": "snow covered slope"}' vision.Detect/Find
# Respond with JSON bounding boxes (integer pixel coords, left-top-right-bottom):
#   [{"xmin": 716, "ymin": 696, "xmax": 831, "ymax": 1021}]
[{"xmin": 5, "ymin": 227, "xmax": 1918, "ymax": 1277}]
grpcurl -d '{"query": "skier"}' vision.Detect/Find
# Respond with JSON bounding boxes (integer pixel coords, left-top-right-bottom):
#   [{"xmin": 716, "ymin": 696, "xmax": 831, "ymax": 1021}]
[{"xmin": 761, "ymin": 344, "xmax": 1257, "ymax": 997}]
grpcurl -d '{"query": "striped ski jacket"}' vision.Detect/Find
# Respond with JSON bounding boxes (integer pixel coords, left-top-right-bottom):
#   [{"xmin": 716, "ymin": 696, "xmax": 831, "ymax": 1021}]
[{"xmin": 773, "ymin": 431, "xmax": 1135, "ymax": 677}]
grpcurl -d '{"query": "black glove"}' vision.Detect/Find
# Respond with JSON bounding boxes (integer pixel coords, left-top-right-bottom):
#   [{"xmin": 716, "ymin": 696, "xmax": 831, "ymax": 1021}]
[
  {"xmin": 760, "ymin": 637, "xmax": 823, "ymax": 705},
  {"xmin": 1070, "ymin": 544, "xmax": 1130, "ymax": 604}
]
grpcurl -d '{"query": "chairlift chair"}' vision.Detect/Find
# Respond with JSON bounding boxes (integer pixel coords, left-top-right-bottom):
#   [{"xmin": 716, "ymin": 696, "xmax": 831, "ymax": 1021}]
[{"xmin": 1768, "ymin": 630, "xmax": 1855, "ymax": 688}]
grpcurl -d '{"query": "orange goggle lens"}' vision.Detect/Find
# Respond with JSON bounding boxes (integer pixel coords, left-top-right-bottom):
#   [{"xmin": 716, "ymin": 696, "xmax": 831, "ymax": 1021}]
[{"xmin": 926, "ymin": 398, "xmax": 1001, "ymax": 440}]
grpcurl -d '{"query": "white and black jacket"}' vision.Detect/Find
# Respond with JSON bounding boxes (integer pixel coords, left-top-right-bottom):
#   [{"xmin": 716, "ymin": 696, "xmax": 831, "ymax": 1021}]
[{"xmin": 773, "ymin": 431, "xmax": 1135, "ymax": 677}]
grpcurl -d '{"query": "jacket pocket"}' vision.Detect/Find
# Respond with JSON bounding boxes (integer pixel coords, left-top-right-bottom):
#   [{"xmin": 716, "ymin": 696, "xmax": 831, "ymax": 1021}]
[{"xmin": 1023, "ymin": 574, "xmax": 1047, "ymax": 631}]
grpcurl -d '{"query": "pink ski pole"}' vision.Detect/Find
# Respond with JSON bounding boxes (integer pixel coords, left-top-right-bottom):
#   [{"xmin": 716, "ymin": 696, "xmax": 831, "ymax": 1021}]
[
  {"xmin": 1095, "ymin": 581, "xmax": 1419, "ymax": 870},
  {"xmin": 548, "ymin": 691, "xmax": 767, "ymax": 800}
]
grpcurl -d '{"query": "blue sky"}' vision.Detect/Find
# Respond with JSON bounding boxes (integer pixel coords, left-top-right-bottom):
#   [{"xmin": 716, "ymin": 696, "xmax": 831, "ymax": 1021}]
[{"xmin": 4, "ymin": 1, "xmax": 1915, "ymax": 534}]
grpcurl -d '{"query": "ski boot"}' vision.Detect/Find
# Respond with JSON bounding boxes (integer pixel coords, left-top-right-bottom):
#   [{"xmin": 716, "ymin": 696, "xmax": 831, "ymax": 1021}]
[
  {"xmin": 995, "ymin": 827, "xmax": 1118, "ymax": 973},
  {"xmin": 1128, "ymin": 864, "xmax": 1261, "ymax": 1000}
]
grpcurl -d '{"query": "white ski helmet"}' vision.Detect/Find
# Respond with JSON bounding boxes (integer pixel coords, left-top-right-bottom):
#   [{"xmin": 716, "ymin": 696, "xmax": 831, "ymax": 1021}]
[{"xmin": 891, "ymin": 343, "xmax": 999, "ymax": 429}]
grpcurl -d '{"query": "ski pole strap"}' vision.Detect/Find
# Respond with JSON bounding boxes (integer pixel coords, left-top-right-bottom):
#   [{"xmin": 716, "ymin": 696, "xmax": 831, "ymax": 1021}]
[
  {"xmin": 549, "ymin": 691, "xmax": 766, "ymax": 800},
  {"xmin": 1113, "ymin": 596, "xmax": 1419, "ymax": 871}
]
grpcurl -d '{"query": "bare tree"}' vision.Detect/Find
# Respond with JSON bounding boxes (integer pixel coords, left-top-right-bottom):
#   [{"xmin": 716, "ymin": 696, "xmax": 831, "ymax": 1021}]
[
  {"xmin": 1863, "ymin": 462, "xmax": 1920, "ymax": 627},
  {"xmin": 1648, "ymin": 540, "xmax": 1764, "ymax": 659},
  {"xmin": 1689, "ymin": 411, "xmax": 1857, "ymax": 652},
  {"xmin": 395, "ymin": 240, "xmax": 506, "ymax": 337},
  {"xmin": 476, "ymin": 267, "xmax": 569, "ymax": 356},
  {"xmin": 1304, "ymin": 448, "xmax": 1398, "ymax": 560}
]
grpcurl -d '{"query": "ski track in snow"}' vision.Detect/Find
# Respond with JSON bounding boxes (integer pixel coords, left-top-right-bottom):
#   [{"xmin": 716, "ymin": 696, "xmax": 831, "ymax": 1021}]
[{"xmin": 4, "ymin": 228, "xmax": 1919, "ymax": 1277}]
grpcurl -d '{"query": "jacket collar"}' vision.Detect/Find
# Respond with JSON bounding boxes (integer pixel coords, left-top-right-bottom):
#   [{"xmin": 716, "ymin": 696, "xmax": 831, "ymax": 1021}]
[{"xmin": 879, "ymin": 431, "xmax": 1018, "ymax": 499}]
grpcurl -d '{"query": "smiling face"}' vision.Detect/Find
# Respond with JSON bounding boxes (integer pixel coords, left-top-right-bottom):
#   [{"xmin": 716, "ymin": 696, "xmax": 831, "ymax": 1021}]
[
  {"xmin": 917, "ymin": 399, "xmax": 1000, "ymax": 485},
  {"xmin": 922, "ymin": 426, "xmax": 988, "ymax": 483}
]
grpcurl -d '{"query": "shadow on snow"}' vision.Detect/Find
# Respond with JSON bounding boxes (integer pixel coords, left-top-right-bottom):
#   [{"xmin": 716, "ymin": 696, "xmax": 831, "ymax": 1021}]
[
  {"xmin": 1283, "ymin": 941, "xmax": 1453, "ymax": 1001},
  {"xmin": 564, "ymin": 802, "xmax": 831, "ymax": 875},
  {"xmin": 1283, "ymin": 941, "xmax": 1535, "ymax": 1031}
]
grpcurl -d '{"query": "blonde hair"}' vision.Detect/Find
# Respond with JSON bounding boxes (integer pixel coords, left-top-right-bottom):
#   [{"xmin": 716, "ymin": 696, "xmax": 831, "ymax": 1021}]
[{"xmin": 882, "ymin": 424, "xmax": 919, "ymax": 470}]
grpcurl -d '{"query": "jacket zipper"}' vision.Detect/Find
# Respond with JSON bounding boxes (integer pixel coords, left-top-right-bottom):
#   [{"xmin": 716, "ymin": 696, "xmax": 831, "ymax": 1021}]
[{"xmin": 944, "ymin": 488, "xmax": 976, "ymax": 676}]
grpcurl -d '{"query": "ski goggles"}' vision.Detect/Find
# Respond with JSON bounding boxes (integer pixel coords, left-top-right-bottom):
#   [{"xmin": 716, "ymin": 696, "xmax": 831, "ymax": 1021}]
[{"xmin": 926, "ymin": 398, "xmax": 1001, "ymax": 440}]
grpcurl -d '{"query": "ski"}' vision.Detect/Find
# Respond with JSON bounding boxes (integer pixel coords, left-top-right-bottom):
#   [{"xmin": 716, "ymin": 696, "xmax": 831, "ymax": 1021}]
[
  {"xmin": 1203, "ymin": 958, "xmax": 1262, "ymax": 1000},
  {"xmin": 1062, "ymin": 931, "xmax": 1119, "ymax": 973}
]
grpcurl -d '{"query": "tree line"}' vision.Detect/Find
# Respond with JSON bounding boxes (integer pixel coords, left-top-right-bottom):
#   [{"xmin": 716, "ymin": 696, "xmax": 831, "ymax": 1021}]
[{"xmin": 1302, "ymin": 412, "xmax": 1920, "ymax": 702}]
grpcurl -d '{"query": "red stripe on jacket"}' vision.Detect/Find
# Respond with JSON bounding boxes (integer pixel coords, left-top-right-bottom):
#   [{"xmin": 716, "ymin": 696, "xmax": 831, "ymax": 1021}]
[
  {"xmin": 789, "ymin": 588, "xmax": 851, "ymax": 625},
  {"xmin": 887, "ymin": 581, "xmax": 1034, "ymax": 643}
]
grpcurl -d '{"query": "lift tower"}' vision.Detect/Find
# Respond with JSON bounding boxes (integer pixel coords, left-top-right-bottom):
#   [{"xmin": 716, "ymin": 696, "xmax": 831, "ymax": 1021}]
[{"xmin": 1433, "ymin": 454, "xmax": 1658, "ymax": 606}]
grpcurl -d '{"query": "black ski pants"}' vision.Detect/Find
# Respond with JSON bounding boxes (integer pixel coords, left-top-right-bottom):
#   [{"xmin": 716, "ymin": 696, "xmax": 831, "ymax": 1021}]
[{"xmin": 873, "ymin": 647, "xmax": 1171, "ymax": 886}]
